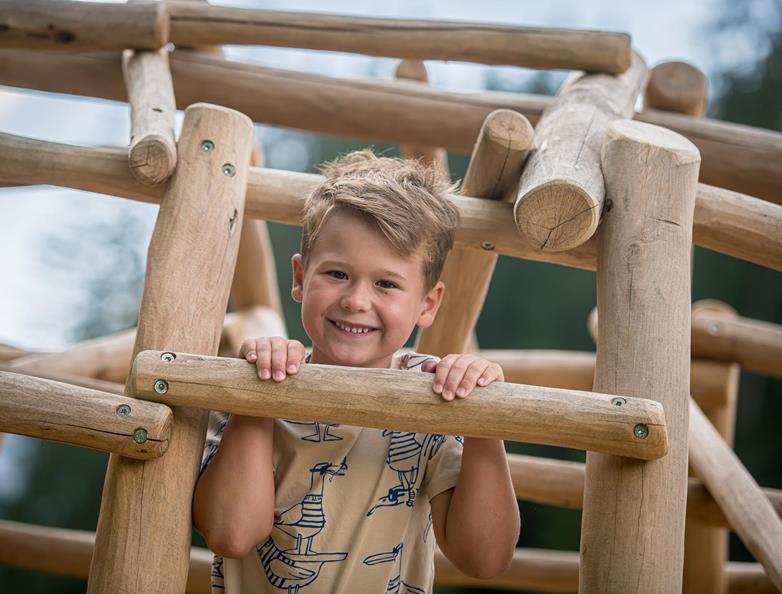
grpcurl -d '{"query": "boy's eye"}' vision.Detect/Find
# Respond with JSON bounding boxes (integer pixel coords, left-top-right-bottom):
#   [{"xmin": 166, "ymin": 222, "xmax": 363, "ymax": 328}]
[
  {"xmin": 376, "ymin": 280, "xmax": 397, "ymax": 290},
  {"xmin": 327, "ymin": 270, "xmax": 347, "ymax": 280}
]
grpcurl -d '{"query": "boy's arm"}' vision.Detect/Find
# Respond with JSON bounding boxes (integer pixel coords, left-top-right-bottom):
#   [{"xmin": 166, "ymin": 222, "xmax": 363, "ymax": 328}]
[
  {"xmin": 422, "ymin": 354, "xmax": 519, "ymax": 578},
  {"xmin": 192, "ymin": 336, "xmax": 305, "ymax": 558}
]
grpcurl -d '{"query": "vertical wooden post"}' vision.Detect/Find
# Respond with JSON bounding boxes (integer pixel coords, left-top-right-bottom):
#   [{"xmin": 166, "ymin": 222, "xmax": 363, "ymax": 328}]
[
  {"xmin": 87, "ymin": 103, "xmax": 253, "ymax": 594},
  {"xmin": 684, "ymin": 301, "xmax": 739, "ymax": 594},
  {"xmin": 580, "ymin": 120, "xmax": 700, "ymax": 592},
  {"xmin": 415, "ymin": 109, "xmax": 533, "ymax": 356}
]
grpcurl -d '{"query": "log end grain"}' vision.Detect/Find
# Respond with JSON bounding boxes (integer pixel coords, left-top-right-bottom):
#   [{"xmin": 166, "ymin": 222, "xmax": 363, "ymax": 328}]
[
  {"xmin": 395, "ymin": 59, "xmax": 429, "ymax": 82},
  {"xmin": 605, "ymin": 119, "xmax": 701, "ymax": 165},
  {"xmin": 481, "ymin": 109, "xmax": 535, "ymax": 154},
  {"xmin": 129, "ymin": 133, "xmax": 177, "ymax": 186},
  {"xmin": 514, "ymin": 180, "xmax": 599, "ymax": 252},
  {"xmin": 645, "ymin": 61, "xmax": 708, "ymax": 118}
]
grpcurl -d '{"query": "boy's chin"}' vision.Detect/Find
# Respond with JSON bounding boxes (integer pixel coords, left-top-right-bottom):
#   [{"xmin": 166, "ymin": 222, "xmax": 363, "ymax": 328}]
[{"xmin": 317, "ymin": 346, "xmax": 395, "ymax": 369}]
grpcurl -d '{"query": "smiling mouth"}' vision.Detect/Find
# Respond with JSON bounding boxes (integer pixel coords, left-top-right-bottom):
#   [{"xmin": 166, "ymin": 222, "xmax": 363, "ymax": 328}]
[{"xmin": 330, "ymin": 319, "xmax": 377, "ymax": 335}]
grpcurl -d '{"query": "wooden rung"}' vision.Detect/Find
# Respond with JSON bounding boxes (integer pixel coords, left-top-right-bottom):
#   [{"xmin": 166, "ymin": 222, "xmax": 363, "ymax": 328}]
[
  {"xmin": 130, "ymin": 350, "xmax": 668, "ymax": 460},
  {"xmin": 2, "ymin": 132, "xmax": 781, "ymax": 273},
  {"xmin": 644, "ymin": 60, "xmax": 708, "ymax": 117},
  {"xmin": 1, "ymin": 49, "xmax": 780, "ymax": 204},
  {"xmin": 0, "ymin": 370, "xmax": 170, "ymax": 459},
  {"xmin": 0, "ymin": 0, "xmax": 168, "ymax": 52}
]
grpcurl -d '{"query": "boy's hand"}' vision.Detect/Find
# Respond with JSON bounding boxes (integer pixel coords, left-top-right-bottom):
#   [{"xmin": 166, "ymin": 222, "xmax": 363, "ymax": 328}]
[
  {"xmin": 239, "ymin": 337, "xmax": 306, "ymax": 381},
  {"xmin": 421, "ymin": 355, "xmax": 504, "ymax": 401}
]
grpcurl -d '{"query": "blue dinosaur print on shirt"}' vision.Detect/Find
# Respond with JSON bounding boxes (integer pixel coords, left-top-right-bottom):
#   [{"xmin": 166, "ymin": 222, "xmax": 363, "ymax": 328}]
[
  {"xmin": 211, "ymin": 555, "xmax": 225, "ymax": 591},
  {"xmin": 285, "ymin": 420, "xmax": 343, "ymax": 442},
  {"xmin": 259, "ymin": 459, "xmax": 349, "ymax": 592},
  {"xmin": 364, "ymin": 543, "xmax": 425, "ymax": 594}
]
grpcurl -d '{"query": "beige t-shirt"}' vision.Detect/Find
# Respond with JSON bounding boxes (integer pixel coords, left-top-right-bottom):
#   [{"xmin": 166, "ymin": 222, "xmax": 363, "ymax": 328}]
[{"xmin": 201, "ymin": 353, "xmax": 464, "ymax": 594}]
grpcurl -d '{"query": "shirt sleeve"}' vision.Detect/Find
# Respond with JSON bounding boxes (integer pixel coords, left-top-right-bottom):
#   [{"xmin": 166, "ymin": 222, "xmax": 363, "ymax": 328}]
[
  {"xmin": 420, "ymin": 434, "xmax": 464, "ymax": 500},
  {"xmin": 200, "ymin": 410, "xmax": 229, "ymax": 474}
]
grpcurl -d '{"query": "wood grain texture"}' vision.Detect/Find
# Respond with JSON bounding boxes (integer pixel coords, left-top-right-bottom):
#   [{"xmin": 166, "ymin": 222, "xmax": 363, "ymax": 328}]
[
  {"xmin": 123, "ymin": 47, "xmax": 177, "ymax": 185},
  {"xmin": 1, "ymin": 49, "xmax": 780, "ymax": 203},
  {"xmin": 514, "ymin": 53, "xmax": 648, "ymax": 252},
  {"xmin": 644, "ymin": 61, "xmax": 708, "ymax": 117},
  {"xmin": 580, "ymin": 120, "xmax": 700, "ymax": 592},
  {"xmin": 166, "ymin": 1, "xmax": 631, "ymax": 72},
  {"xmin": 0, "ymin": 0, "xmax": 168, "ymax": 51},
  {"xmin": 130, "ymin": 350, "xmax": 668, "ymax": 460},
  {"xmin": 0, "ymin": 371, "xmax": 170, "ymax": 459},
  {"xmin": 87, "ymin": 104, "xmax": 253, "ymax": 594},
  {"xmin": 689, "ymin": 399, "xmax": 782, "ymax": 590},
  {"xmin": 416, "ymin": 109, "xmax": 533, "ymax": 356}
]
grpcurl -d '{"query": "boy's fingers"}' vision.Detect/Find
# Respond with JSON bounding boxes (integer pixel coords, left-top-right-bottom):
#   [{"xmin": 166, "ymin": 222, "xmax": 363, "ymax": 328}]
[
  {"xmin": 441, "ymin": 356, "xmax": 473, "ymax": 401},
  {"xmin": 286, "ymin": 340, "xmax": 305, "ymax": 374},
  {"xmin": 455, "ymin": 361, "xmax": 487, "ymax": 398},
  {"xmin": 432, "ymin": 355, "xmax": 456, "ymax": 395},
  {"xmin": 270, "ymin": 337, "xmax": 289, "ymax": 381},
  {"xmin": 477, "ymin": 363, "xmax": 504, "ymax": 386},
  {"xmin": 256, "ymin": 340, "xmax": 272, "ymax": 380},
  {"xmin": 239, "ymin": 339, "xmax": 257, "ymax": 361}
]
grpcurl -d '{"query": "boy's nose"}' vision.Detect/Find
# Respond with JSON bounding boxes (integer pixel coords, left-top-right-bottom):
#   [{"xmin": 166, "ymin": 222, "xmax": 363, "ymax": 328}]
[{"xmin": 340, "ymin": 284, "xmax": 371, "ymax": 312}]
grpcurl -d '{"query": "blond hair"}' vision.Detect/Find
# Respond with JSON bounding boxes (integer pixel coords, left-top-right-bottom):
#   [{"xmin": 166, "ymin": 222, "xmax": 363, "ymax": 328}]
[{"xmin": 300, "ymin": 150, "xmax": 460, "ymax": 290}]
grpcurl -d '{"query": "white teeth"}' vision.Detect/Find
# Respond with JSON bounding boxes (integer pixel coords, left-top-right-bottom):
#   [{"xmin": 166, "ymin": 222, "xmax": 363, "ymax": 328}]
[{"xmin": 335, "ymin": 321, "xmax": 370, "ymax": 334}]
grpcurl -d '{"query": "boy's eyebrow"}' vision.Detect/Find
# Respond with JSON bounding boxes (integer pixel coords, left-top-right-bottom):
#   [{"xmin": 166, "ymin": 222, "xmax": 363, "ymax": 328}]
[{"xmin": 319, "ymin": 260, "xmax": 407, "ymax": 280}]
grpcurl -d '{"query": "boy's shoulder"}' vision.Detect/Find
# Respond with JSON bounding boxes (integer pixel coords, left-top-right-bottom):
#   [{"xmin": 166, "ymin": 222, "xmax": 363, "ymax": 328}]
[{"xmin": 396, "ymin": 351, "xmax": 438, "ymax": 371}]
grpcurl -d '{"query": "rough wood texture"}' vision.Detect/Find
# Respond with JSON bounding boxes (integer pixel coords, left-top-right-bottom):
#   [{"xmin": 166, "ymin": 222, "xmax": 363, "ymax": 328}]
[
  {"xmin": 689, "ymin": 398, "xmax": 782, "ymax": 589},
  {"xmin": 692, "ymin": 307, "xmax": 782, "ymax": 379},
  {"xmin": 8, "ymin": 327, "xmax": 136, "ymax": 384},
  {"xmin": 166, "ymin": 1, "xmax": 631, "ymax": 72},
  {"xmin": 0, "ymin": 371, "xmax": 170, "ymax": 459},
  {"xmin": 7, "ymin": 134, "xmax": 780, "ymax": 274},
  {"xmin": 87, "ymin": 104, "xmax": 253, "ymax": 594},
  {"xmin": 580, "ymin": 120, "xmax": 700, "ymax": 592},
  {"xmin": 644, "ymin": 61, "xmax": 708, "ymax": 117},
  {"xmin": 0, "ymin": 0, "xmax": 169, "ymax": 51},
  {"xmin": 1, "ymin": 49, "xmax": 780, "ymax": 203},
  {"xmin": 514, "ymin": 53, "xmax": 648, "ymax": 252},
  {"xmin": 0, "ymin": 363, "xmax": 124, "ymax": 395},
  {"xmin": 684, "ymin": 301, "xmax": 739, "ymax": 594},
  {"xmin": 131, "ymin": 350, "xmax": 668, "ymax": 459},
  {"xmin": 416, "ymin": 109, "xmax": 533, "ymax": 356},
  {"xmin": 123, "ymin": 48, "xmax": 177, "ymax": 185}
]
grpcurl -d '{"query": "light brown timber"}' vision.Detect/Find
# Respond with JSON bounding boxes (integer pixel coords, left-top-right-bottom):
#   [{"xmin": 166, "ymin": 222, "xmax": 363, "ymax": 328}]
[
  {"xmin": 580, "ymin": 120, "xmax": 700, "ymax": 591},
  {"xmin": 87, "ymin": 104, "xmax": 253, "ymax": 594},
  {"xmin": 166, "ymin": 1, "xmax": 631, "ymax": 72},
  {"xmin": 1, "ymin": 49, "xmax": 780, "ymax": 203},
  {"xmin": 0, "ymin": 343, "xmax": 28, "ymax": 361},
  {"xmin": 514, "ymin": 53, "xmax": 648, "ymax": 252},
  {"xmin": 122, "ymin": 47, "xmax": 177, "ymax": 185},
  {"xmin": 0, "ymin": 0, "xmax": 169, "ymax": 51},
  {"xmin": 0, "ymin": 363, "xmax": 124, "ymax": 395},
  {"xmin": 5, "ymin": 134, "xmax": 780, "ymax": 273},
  {"xmin": 0, "ymin": 371, "xmax": 170, "ymax": 459},
  {"xmin": 131, "ymin": 350, "xmax": 668, "ymax": 459},
  {"xmin": 689, "ymin": 398, "xmax": 782, "ymax": 589},
  {"xmin": 644, "ymin": 61, "xmax": 708, "ymax": 117},
  {"xmin": 416, "ymin": 109, "xmax": 533, "ymax": 356}
]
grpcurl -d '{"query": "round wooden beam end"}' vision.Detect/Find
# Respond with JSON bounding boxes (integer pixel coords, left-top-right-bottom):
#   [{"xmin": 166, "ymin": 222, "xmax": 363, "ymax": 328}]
[
  {"xmin": 515, "ymin": 181, "xmax": 598, "ymax": 252},
  {"xmin": 395, "ymin": 59, "xmax": 429, "ymax": 82},
  {"xmin": 481, "ymin": 109, "xmax": 534, "ymax": 153},
  {"xmin": 606, "ymin": 119, "xmax": 701, "ymax": 164},
  {"xmin": 129, "ymin": 134, "xmax": 177, "ymax": 186},
  {"xmin": 645, "ymin": 61, "xmax": 708, "ymax": 117}
]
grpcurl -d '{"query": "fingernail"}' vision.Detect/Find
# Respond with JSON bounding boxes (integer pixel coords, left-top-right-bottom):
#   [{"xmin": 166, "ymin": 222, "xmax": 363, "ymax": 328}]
[
  {"xmin": 444, "ymin": 390, "xmax": 453, "ymax": 400},
  {"xmin": 456, "ymin": 387, "xmax": 465, "ymax": 397},
  {"xmin": 260, "ymin": 369, "xmax": 271, "ymax": 380},
  {"xmin": 434, "ymin": 383, "xmax": 442, "ymax": 394},
  {"xmin": 248, "ymin": 353, "xmax": 256, "ymax": 361},
  {"xmin": 477, "ymin": 378, "xmax": 486, "ymax": 385},
  {"xmin": 287, "ymin": 364, "xmax": 297, "ymax": 373},
  {"xmin": 274, "ymin": 370, "xmax": 285, "ymax": 381}
]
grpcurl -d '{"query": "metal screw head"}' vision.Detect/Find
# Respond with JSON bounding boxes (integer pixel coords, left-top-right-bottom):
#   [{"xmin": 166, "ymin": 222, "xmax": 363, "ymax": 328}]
[
  {"xmin": 222, "ymin": 163, "xmax": 236, "ymax": 177},
  {"xmin": 116, "ymin": 404, "xmax": 131, "ymax": 418},
  {"xmin": 633, "ymin": 423, "xmax": 650, "ymax": 440},
  {"xmin": 132, "ymin": 428, "xmax": 148, "ymax": 444},
  {"xmin": 201, "ymin": 140, "xmax": 214, "ymax": 152},
  {"xmin": 161, "ymin": 352, "xmax": 176, "ymax": 362},
  {"xmin": 153, "ymin": 379, "xmax": 169, "ymax": 395},
  {"xmin": 708, "ymin": 322, "xmax": 721, "ymax": 336},
  {"xmin": 611, "ymin": 397, "xmax": 626, "ymax": 407},
  {"xmin": 481, "ymin": 241, "xmax": 495, "ymax": 251}
]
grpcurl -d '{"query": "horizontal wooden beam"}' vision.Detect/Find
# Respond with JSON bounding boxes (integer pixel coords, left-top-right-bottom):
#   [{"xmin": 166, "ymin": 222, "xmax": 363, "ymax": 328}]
[
  {"xmin": 2, "ymin": 133, "xmax": 781, "ymax": 273},
  {"xmin": 0, "ymin": 370, "xmax": 171, "ymax": 459},
  {"xmin": 0, "ymin": 519, "xmax": 772, "ymax": 593},
  {"xmin": 129, "ymin": 350, "xmax": 668, "ymax": 460},
  {"xmin": 0, "ymin": 49, "xmax": 779, "ymax": 204}
]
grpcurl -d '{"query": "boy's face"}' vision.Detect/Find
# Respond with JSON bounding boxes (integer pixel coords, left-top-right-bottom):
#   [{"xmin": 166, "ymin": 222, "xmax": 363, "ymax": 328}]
[{"xmin": 292, "ymin": 210, "xmax": 444, "ymax": 369}]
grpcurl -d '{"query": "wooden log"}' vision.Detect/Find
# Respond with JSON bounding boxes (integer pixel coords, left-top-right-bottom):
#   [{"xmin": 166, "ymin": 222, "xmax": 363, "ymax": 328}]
[
  {"xmin": 0, "ymin": 363, "xmax": 124, "ymax": 395},
  {"xmin": 692, "ymin": 307, "xmax": 782, "ymax": 379},
  {"xmin": 687, "ymin": 480, "xmax": 782, "ymax": 529},
  {"xmin": 1, "ymin": 49, "xmax": 781, "ymax": 204},
  {"xmin": 8, "ymin": 327, "xmax": 136, "ymax": 384},
  {"xmin": 0, "ymin": 0, "xmax": 169, "ymax": 52},
  {"xmin": 87, "ymin": 104, "xmax": 253, "ymax": 594},
  {"xmin": 513, "ymin": 53, "xmax": 648, "ymax": 252},
  {"xmin": 689, "ymin": 398, "xmax": 782, "ymax": 589},
  {"xmin": 6, "ymin": 133, "xmax": 781, "ymax": 274},
  {"xmin": 130, "ymin": 350, "xmax": 668, "ymax": 459},
  {"xmin": 122, "ymin": 47, "xmax": 177, "ymax": 185},
  {"xmin": 0, "ymin": 343, "xmax": 28, "ymax": 361},
  {"xmin": 580, "ymin": 120, "xmax": 700, "ymax": 591},
  {"xmin": 684, "ymin": 301, "xmax": 739, "ymax": 594},
  {"xmin": 416, "ymin": 109, "xmax": 533, "ymax": 356},
  {"xmin": 0, "ymin": 518, "xmax": 776, "ymax": 594},
  {"xmin": 166, "ymin": 1, "xmax": 631, "ymax": 73},
  {"xmin": 0, "ymin": 370, "xmax": 170, "ymax": 459},
  {"xmin": 644, "ymin": 61, "xmax": 708, "ymax": 117}
]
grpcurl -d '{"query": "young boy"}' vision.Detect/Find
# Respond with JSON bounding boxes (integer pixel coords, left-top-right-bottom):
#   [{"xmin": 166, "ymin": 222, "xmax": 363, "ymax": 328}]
[{"xmin": 193, "ymin": 150, "xmax": 519, "ymax": 593}]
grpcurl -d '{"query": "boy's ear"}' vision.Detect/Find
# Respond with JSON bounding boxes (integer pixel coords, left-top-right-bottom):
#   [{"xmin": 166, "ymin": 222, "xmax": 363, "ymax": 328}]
[
  {"xmin": 416, "ymin": 281, "xmax": 445, "ymax": 329},
  {"xmin": 291, "ymin": 253, "xmax": 304, "ymax": 303}
]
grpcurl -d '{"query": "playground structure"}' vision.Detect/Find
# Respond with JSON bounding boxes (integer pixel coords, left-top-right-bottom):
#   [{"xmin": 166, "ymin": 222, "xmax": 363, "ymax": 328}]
[{"xmin": 0, "ymin": 1, "xmax": 781, "ymax": 592}]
